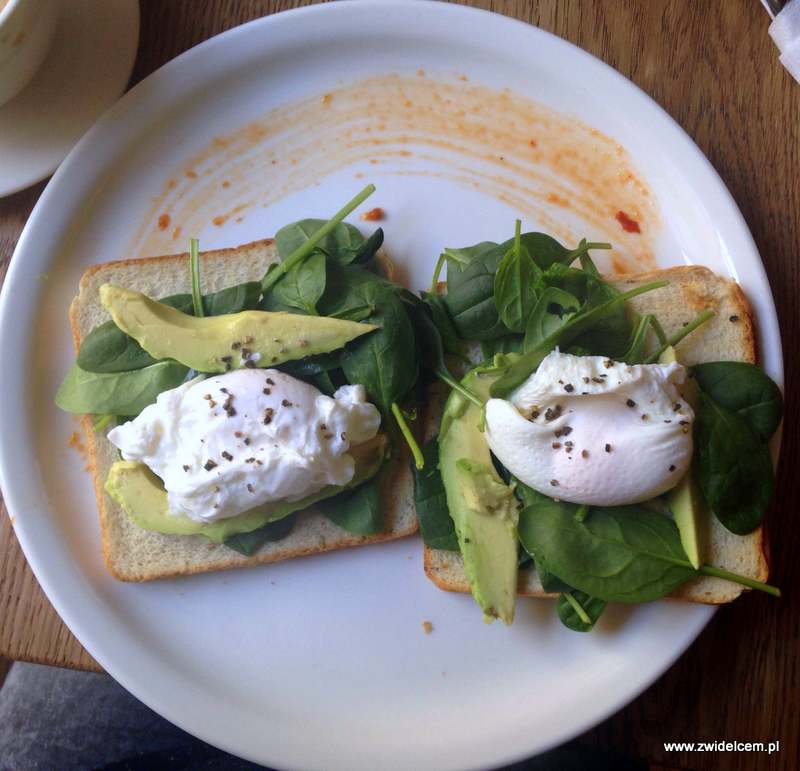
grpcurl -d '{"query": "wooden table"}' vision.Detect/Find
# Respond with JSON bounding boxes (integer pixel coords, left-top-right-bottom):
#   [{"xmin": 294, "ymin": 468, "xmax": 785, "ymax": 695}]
[{"xmin": 1, "ymin": 1, "xmax": 797, "ymax": 768}]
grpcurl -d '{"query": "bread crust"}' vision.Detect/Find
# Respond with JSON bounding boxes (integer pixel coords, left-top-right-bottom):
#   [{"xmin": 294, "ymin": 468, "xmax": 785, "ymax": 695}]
[
  {"xmin": 423, "ymin": 265, "xmax": 769, "ymax": 605},
  {"xmin": 71, "ymin": 238, "xmax": 417, "ymax": 582}
]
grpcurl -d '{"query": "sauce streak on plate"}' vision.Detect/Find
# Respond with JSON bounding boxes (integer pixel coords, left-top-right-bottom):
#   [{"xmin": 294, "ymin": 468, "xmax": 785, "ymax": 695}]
[{"xmin": 128, "ymin": 74, "xmax": 659, "ymax": 272}]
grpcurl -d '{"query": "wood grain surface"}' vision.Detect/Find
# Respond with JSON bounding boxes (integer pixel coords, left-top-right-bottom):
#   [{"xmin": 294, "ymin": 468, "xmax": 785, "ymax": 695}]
[{"xmin": 1, "ymin": 1, "xmax": 797, "ymax": 768}]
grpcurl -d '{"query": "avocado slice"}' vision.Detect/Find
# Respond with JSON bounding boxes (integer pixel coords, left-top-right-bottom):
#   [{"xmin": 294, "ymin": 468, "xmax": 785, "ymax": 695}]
[
  {"xmin": 100, "ymin": 284, "xmax": 376, "ymax": 374},
  {"xmin": 105, "ymin": 434, "xmax": 387, "ymax": 543},
  {"xmin": 439, "ymin": 365, "xmax": 519, "ymax": 624},
  {"xmin": 660, "ymin": 346, "xmax": 706, "ymax": 568}
]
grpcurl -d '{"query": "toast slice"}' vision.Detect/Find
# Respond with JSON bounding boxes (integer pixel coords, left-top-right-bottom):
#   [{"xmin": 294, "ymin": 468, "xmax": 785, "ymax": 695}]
[
  {"xmin": 423, "ymin": 265, "xmax": 768, "ymax": 604},
  {"xmin": 70, "ymin": 239, "xmax": 418, "ymax": 582}
]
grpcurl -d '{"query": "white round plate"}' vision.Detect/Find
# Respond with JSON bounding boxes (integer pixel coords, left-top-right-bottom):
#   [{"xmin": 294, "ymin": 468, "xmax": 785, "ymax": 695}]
[
  {"xmin": 0, "ymin": 0, "xmax": 139, "ymax": 197},
  {"xmin": 0, "ymin": 3, "xmax": 782, "ymax": 770}
]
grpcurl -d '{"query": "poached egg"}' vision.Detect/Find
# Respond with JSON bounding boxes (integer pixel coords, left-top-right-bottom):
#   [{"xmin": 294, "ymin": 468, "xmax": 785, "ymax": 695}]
[
  {"xmin": 107, "ymin": 368, "xmax": 381, "ymax": 522},
  {"xmin": 484, "ymin": 351, "xmax": 693, "ymax": 506}
]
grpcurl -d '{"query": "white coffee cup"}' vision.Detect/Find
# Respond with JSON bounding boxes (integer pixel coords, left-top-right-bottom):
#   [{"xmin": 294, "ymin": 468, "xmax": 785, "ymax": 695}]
[{"xmin": 0, "ymin": 0, "xmax": 58, "ymax": 107}]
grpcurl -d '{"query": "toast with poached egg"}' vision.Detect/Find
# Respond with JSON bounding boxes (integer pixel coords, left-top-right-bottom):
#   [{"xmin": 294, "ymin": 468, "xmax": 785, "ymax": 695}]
[
  {"xmin": 70, "ymin": 239, "xmax": 418, "ymax": 582},
  {"xmin": 422, "ymin": 265, "xmax": 768, "ymax": 604}
]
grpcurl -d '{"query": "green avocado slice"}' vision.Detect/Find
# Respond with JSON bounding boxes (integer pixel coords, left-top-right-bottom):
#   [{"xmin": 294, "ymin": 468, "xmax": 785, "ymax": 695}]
[
  {"xmin": 100, "ymin": 284, "xmax": 376, "ymax": 374},
  {"xmin": 105, "ymin": 434, "xmax": 387, "ymax": 543},
  {"xmin": 660, "ymin": 345, "xmax": 706, "ymax": 569},
  {"xmin": 438, "ymin": 365, "xmax": 519, "ymax": 624}
]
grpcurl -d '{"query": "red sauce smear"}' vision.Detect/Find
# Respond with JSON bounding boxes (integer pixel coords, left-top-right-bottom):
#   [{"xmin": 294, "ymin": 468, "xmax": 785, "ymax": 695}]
[
  {"xmin": 616, "ymin": 210, "xmax": 641, "ymax": 233},
  {"xmin": 361, "ymin": 207, "xmax": 384, "ymax": 221},
  {"xmin": 157, "ymin": 213, "xmax": 171, "ymax": 230}
]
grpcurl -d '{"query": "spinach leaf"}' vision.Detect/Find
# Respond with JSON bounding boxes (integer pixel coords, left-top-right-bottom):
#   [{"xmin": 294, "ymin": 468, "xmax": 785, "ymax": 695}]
[
  {"xmin": 537, "ymin": 562, "xmax": 572, "ymax": 593},
  {"xmin": 493, "ymin": 228, "xmax": 541, "ymax": 332},
  {"xmin": 442, "ymin": 242, "xmax": 510, "ymax": 341},
  {"xmin": 568, "ymin": 277, "xmax": 631, "ymax": 359},
  {"xmin": 692, "ymin": 362, "xmax": 783, "ymax": 442},
  {"xmin": 513, "ymin": 479, "xmax": 548, "ymax": 508},
  {"xmin": 505, "ymin": 232, "xmax": 570, "ymax": 269},
  {"xmin": 262, "ymin": 251, "xmax": 326, "ymax": 315},
  {"xmin": 309, "ymin": 370, "xmax": 338, "ymax": 396},
  {"xmin": 201, "ymin": 281, "xmax": 262, "ymax": 316},
  {"xmin": 490, "ymin": 279, "xmax": 668, "ymax": 398},
  {"xmin": 55, "ymin": 361, "xmax": 189, "ymax": 416},
  {"xmin": 77, "ymin": 294, "xmax": 192, "ymax": 373},
  {"xmin": 694, "ymin": 392, "xmax": 774, "ymax": 535},
  {"xmin": 512, "ymin": 483, "xmax": 573, "ymax": 591},
  {"xmin": 441, "ymin": 241, "xmax": 500, "ymax": 269},
  {"xmin": 620, "ymin": 314, "xmax": 655, "ymax": 364},
  {"xmin": 481, "ymin": 335, "xmax": 523, "ymax": 360},
  {"xmin": 275, "ymin": 218, "xmax": 365, "ymax": 264},
  {"xmin": 321, "ymin": 265, "xmax": 417, "ymax": 411},
  {"xmin": 517, "ymin": 499, "xmax": 697, "ymax": 603},
  {"xmin": 413, "ymin": 438, "xmax": 459, "ymax": 551},
  {"xmin": 347, "ymin": 227, "xmax": 384, "ymax": 265},
  {"xmin": 422, "ymin": 292, "xmax": 465, "ymax": 359},
  {"xmin": 407, "ymin": 297, "xmax": 482, "ymax": 409},
  {"xmin": 318, "ymin": 478, "xmax": 383, "ymax": 535},
  {"xmin": 223, "ymin": 514, "xmax": 297, "ymax": 556},
  {"xmin": 522, "ymin": 287, "xmax": 580, "ymax": 352},
  {"xmin": 556, "ymin": 591, "xmax": 607, "ymax": 632},
  {"xmin": 277, "ymin": 350, "xmax": 341, "ymax": 378},
  {"xmin": 330, "ymin": 304, "xmax": 375, "ymax": 322}
]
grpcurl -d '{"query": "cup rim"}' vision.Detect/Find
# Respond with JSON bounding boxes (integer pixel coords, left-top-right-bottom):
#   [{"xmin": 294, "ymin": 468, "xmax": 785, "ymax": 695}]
[{"xmin": 0, "ymin": 0, "xmax": 22, "ymax": 29}]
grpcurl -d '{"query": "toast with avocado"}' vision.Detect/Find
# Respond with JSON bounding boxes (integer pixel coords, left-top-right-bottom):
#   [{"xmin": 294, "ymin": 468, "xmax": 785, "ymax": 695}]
[
  {"xmin": 57, "ymin": 187, "xmax": 421, "ymax": 582},
  {"xmin": 413, "ymin": 225, "xmax": 782, "ymax": 630}
]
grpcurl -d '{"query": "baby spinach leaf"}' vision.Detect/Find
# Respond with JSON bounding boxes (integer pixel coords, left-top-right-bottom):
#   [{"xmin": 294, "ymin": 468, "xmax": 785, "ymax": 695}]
[
  {"xmin": 223, "ymin": 513, "xmax": 297, "ymax": 556},
  {"xmin": 537, "ymin": 564, "xmax": 572, "ymax": 594},
  {"xmin": 481, "ymin": 335, "xmax": 523, "ymax": 361},
  {"xmin": 77, "ymin": 294, "xmax": 192, "ymax": 373},
  {"xmin": 556, "ymin": 591, "xmax": 607, "ymax": 632},
  {"xmin": 262, "ymin": 250, "xmax": 326, "ymax": 315},
  {"xmin": 513, "ymin": 483, "xmax": 574, "ymax": 592},
  {"xmin": 443, "ymin": 243, "xmax": 510, "ymax": 341},
  {"xmin": 502, "ymin": 232, "xmax": 569, "ymax": 269},
  {"xmin": 490, "ymin": 279, "xmax": 668, "ymax": 398},
  {"xmin": 78, "ymin": 320, "xmax": 156, "ymax": 373},
  {"xmin": 493, "ymin": 230, "xmax": 542, "ymax": 332},
  {"xmin": 694, "ymin": 392, "xmax": 774, "ymax": 535},
  {"xmin": 201, "ymin": 281, "xmax": 262, "ymax": 316},
  {"xmin": 522, "ymin": 287, "xmax": 581, "ymax": 352},
  {"xmin": 569, "ymin": 278, "xmax": 631, "ymax": 358},
  {"xmin": 407, "ymin": 298, "xmax": 481, "ymax": 407},
  {"xmin": 517, "ymin": 499, "xmax": 697, "ymax": 603},
  {"xmin": 55, "ymin": 361, "xmax": 189, "ymax": 416},
  {"xmin": 262, "ymin": 185, "xmax": 375, "ymax": 292},
  {"xmin": 309, "ymin": 370, "xmax": 338, "ymax": 396},
  {"xmin": 275, "ymin": 218, "xmax": 366, "ymax": 265},
  {"xmin": 620, "ymin": 314, "xmax": 655, "ymax": 364},
  {"xmin": 518, "ymin": 545, "xmax": 533, "ymax": 568},
  {"xmin": 346, "ymin": 227, "xmax": 384, "ymax": 265},
  {"xmin": 321, "ymin": 265, "xmax": 417, "ymax": 411},
  {"xmin": 422, "ymin": 292, "xmax": 465, "ymax": 358},
  {"xmin": 277, "ymin": 350, "xmax": 341, "ymax": 378},
  {"xmin": 442, "ymin": 241, "xmax": 500, "ymax": 269},
  {"xmin": 330, "ymin": 304, "xmax": 375, "ymax": 322},
  {"xmin": 413, "ymin": 438, "xmax": 459, "ymax": 551},
  {"xmin": 692, "ymin": 361, "xmax": 783, "ymax": 442},
  {"xmin": 318, "ymin": 478, "xmax": 383, "ymax": 535},
  {"xmin": 513, "ymin": 480, "xmax": 549, "ymax": 508}
]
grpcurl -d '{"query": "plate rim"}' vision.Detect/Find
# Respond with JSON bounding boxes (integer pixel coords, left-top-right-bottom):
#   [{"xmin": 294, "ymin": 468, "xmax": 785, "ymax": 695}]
[{"xmin": 0, "ymin": 2, "xmax": 781, "ymax": 768}]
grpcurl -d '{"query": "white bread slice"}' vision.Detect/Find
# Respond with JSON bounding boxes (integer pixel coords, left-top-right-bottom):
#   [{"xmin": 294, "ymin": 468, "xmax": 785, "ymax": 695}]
[
  {"xmin": 70, "ymin": 239, "xmax": 418, "ymax": 582},
  {"xmin": 423, "ymin": 266, "xmax": 768, "ymax": 604}
]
